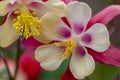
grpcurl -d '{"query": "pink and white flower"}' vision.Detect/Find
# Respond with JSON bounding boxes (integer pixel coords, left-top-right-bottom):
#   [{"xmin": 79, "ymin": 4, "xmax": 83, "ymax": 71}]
[
  {"xmin": 61, "ymin": 4, "xmax": 120, "ymax": 80},
  {"xmin": 0, "ymin": 0, "xmax": 66, "ymax": 48},
  {"xmin": 35, "ymin": 1, "xmax": 110, "ymax": 79}
]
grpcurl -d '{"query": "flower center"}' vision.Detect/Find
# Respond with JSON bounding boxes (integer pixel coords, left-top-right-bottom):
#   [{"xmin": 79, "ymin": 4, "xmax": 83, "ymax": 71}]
[
  {"xmin": 13, "ymin": 7, "xmax": 41, "ymax": 39},
  {"xmin": 55, "ymin": 40, "xmax": 76, "ymax": 59}
]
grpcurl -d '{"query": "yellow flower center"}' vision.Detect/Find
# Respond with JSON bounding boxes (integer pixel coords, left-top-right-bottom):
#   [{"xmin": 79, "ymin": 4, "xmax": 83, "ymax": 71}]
[
  {"xmin": 55, "ymin": 40, "xmax": 76, "ymax": 59},
  {"xmin": 13, "ymin": 6, "xmax": 41, "ymax": 39}
]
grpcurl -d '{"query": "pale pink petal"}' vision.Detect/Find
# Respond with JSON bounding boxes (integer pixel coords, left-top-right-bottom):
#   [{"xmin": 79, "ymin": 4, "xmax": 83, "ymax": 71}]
[
  {"xmin": 29, "ymin": 1, "xmax": 46, "ymax": 18},
  {"xmin": 0, "ymin": 13, "xmax": 19, "ymax": 48},
  {"xmin": 70, "ymin": 48, "xmax": 95, "ymax": 79},
  {"xmin": 67, "ymin": 2, "xmax": 92, "ymax": 34},
  {"xmin": 35, "ymin": 44, "xmax": 65, "ymax": 71},
  {"xmin": 80, "ymin": 23, "xmax": 110, "ymax": 52},
  {"xmin": 87, "ymin": 5, "xmax": 120, "ymax": 29},
  {"xmin": 35, "ymin": 12, "xmax": 71, "ymax": 43}
]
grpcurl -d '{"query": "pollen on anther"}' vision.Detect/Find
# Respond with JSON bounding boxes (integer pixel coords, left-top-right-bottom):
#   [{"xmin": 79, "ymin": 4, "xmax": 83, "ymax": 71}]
[
  {"xmin": 14, "ymin": 10, "xmax": 20, "ymax": 14},
  {"xmin": 13, "ymin": 13, "xmax": 41, "ymax": 39},
  {"xmin": 55, "ymin": 40, "xmax": 76, "ymax": 59},
  {"xmin": 32, "ymin": 11, "xmax": 37, "ymax": 15}
]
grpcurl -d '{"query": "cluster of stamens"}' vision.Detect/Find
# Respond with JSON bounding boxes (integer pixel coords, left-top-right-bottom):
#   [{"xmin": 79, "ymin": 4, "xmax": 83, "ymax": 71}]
[
  {"xmin": 13, "ymin": 10, "xmax": 41, "ymax": 39},
  {"xmin": 55, "ymin": 40, "xmax": 76, "ymax": 59}
]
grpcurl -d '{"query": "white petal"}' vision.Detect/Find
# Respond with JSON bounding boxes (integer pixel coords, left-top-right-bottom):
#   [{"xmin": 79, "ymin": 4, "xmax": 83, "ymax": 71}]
[
  {"xmin": 70, "ymin": 52, "xmax": 95, "ymax": 79},
  {"xmin": 33, "ymin": 33, "xmax": 52, "ymax": 44},
  {"xmin": 29, "ymin": 0, "xmax": 66, "ymax": 18},
  {"xmin": 80, "ymin": 23, "xmax": 110, "ymax": 52},
  {"xmin": 0, "ymin": 1, "xmax": 9, "ymax": 16},
  {"xmin": 0, "ymin": 15, "xmax": 19, "ymax": 48},
  {"xmin": 39, "ymin": 12, "xmax": 71, "ymax": 43},
  {"xmin": 45, "ymin": 0, "xmax": 67, "ymax": 16},
  {"xmin": 8, "ymin": 0, "xmax": 16, "ymax": 4},
  {"xmin": 67, "ymin": 2, "xmax": 92, "ymax": 34},
  {"xmin": 35, "ymin": 44, "xmax": 64, "ymax": 71}
]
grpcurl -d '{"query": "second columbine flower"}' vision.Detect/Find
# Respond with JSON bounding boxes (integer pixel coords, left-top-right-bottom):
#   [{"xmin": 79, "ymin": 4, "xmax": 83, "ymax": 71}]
[
  {"xmin": 35, "ymin": 1, "xmax": 110, "ymax": 79},
  {"xmin": 0, "ymin": 0, "xmax": 66, "ymax": 47}
]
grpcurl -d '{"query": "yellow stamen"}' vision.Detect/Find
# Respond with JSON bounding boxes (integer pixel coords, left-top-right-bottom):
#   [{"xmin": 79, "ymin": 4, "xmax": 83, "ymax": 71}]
[
  {"xmin": 13, "ymin": 11, "xmax": 41, "ymax": 39},
  {"xmin": 55, "ymin": 40, "xmax": 76, "ymax": 59},
  {"xmin": 32, "ymin": 11, "xmax": 37, "ymax": 15},
  {"xmin": 14, "ymin": 10, "xmax": 20, "ymax": 14}
]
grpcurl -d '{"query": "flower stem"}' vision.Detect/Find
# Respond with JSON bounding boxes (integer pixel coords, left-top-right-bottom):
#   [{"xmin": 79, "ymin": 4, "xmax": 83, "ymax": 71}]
[
  {"xmin": 14, "ymin": 38, "xmax": 22, "ymax": 80},
  {"xmin": 0, "ymin": 52, "xmax": 13, "ymax": 80}
]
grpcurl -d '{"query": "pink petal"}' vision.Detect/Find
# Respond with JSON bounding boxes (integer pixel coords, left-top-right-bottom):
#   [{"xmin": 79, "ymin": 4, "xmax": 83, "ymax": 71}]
[
  {"xmin": 29, "ymin": 1, "xmax": 45, "ymax": 18},
  {"xmin": 60, "ymin": 67, "xmax": 77, "ymax": 80},
  {"xmin": 88, "ymin": 44, "xmax": 120, "ymax": 67},
  {"xmin": 19, "ymin": 47, "xmax": 42, "ymax": 80},
  {"xmin": 87, "ymin": 5, "xmax": 120, "ymax": 29},
  {"xmin": 42, "ymin": 0, "xmax": 48, "ymax": 2},
  {"xmin": 61, "ymin": 0, "xmax": 77, "ymax": 4},
  {"xmin": 22, "ymin": 37, "xmax": 43, "ymax": 48}
]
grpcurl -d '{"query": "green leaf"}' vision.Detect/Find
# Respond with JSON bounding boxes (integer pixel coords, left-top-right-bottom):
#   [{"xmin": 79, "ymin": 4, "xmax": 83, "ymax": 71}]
[
  {"xmin": 89, "ymin": 62, "xmax": 120, "ymax": 80},
  {"xmin": 39, "ymin": 60, "xmax": 69, "ymax": 80}
]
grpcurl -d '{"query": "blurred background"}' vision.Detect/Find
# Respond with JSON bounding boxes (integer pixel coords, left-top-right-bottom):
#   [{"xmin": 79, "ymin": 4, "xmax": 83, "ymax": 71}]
[{"xmin": 0, "ymin": 0, "xmax": 120, "ymax": 80}]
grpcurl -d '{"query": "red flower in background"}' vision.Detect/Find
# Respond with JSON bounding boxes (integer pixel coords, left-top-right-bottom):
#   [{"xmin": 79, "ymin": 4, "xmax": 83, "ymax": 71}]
[{"xmin": 19, "ymin": 47, "xmax": 42, "ymax": 80}]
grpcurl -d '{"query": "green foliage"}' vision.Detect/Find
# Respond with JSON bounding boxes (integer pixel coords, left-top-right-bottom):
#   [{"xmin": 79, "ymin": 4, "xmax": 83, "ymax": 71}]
[{"xmin": 39, "ymin": 60, "xmax": 69, "ymax": 80}]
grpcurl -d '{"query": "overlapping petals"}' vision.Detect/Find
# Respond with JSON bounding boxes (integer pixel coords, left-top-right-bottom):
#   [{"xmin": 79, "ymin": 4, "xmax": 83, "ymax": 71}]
[
  {"xmin": 87, "ymin": 5, "xmax": 120, "ymax": 67},
  {"xmin": 60, "ymin": 4, "xmax": 120, "ymax": 80},
  {"xmin": 35, "ymin": 1, "xmax": 110, "ymax": 79},
  {"xmin": 0, "ymin": 0, "xmax": 66, "ymax": 48},
  {"xmin": 0, "ymin": 0, "xmax": 17, "ymax": 16}
]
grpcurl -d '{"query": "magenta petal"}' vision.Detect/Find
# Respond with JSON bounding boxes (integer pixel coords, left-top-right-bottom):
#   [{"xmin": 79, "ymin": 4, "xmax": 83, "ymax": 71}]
[
  {"xmin": 19, "ymin": 47, "xmax": 42, "ymax": 80},
  {"xmin": 58, "ymin": 27, "xmax": 71, "ymax": 38},
  {"xmin": 22, "ymin": 37, "xmax": 43, "ymax": 48},
  {"xmin": 74, "ymin": 45, "xmax": 86, "ymax": 56},
  {"xmin": 61, "ymin": 0, "xmax": 77, "ymax": 4},
  {"xmin": 81, "ymin": 33, "xmax": 92, "ymax": 45},
  {"xmin": 88, "ymin": 44, "xmax": 120, "ymax": 67},
  {"xmin": 87, "ymin": 5, "xmax": 120, "ymax": 29},
  {"xmin": 60, "ymin": 67, "xmax": 77, "ymax": 80},
  {"xmin": 73, "ymin": 23, "xmax": 84, "ymax": 35}
]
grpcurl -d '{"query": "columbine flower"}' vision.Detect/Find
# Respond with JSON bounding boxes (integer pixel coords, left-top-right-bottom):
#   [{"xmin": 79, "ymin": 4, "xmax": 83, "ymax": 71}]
[
  {"xmin": 0, "ymin": 0, "xmax": 66, "ymax": 47},
  {"xmin": 61, "ymin": 4, "xmax": 120, "ymax": 80},
  {"xmin": 35, "ymin": 1, "xmax": 110, "ymax": 79}
]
